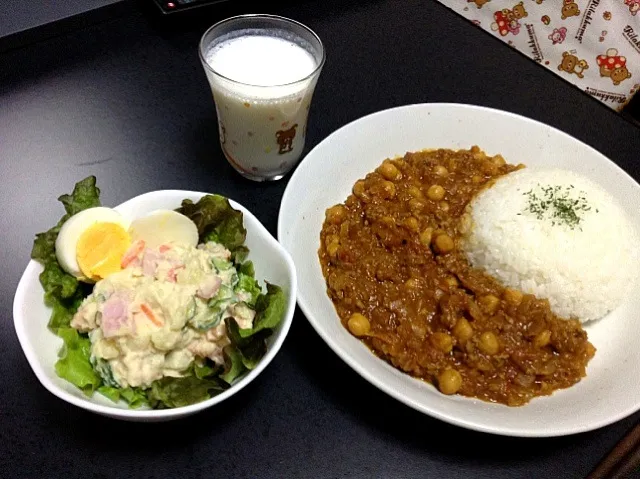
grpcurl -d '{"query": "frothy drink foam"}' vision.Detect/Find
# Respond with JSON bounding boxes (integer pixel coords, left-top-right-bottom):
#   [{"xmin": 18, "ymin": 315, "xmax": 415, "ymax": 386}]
[
  {"xmin": 203, "ymin": 30, "xmax": 320, "ymax": 179},
  {"xmin": 206, "ymin": 35, "xmax": 316, "ymax": 87}
]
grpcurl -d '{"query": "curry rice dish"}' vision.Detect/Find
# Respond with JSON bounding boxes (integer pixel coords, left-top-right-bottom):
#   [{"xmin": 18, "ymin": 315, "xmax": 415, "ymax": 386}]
[{"xmin": 318, "ymin": 147, "xmax": 636, "ymax": 406}]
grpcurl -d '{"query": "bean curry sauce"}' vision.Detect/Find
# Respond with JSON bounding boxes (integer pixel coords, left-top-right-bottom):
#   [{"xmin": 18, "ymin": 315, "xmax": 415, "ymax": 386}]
[{"xmin": 318, "ymin": 147, "xmax": 595, "ymax": 406}]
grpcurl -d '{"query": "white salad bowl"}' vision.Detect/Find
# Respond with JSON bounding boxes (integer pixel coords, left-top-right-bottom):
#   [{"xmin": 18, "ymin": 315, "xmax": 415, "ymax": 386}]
[{"xmin": 13, "ymin": 190, "xmax": 297, "ymax": 422}]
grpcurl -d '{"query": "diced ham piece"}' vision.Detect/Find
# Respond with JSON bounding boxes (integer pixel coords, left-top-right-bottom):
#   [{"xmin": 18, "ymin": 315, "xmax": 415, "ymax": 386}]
[
  {"xmin": 197, "ymin": 275, "xmax": 222, "ymax": 299},
  {"xmin": 101, "ymin": 294, "xmax": 133, "ymax": 338},
  {"xmin": 166, "ymin": 265, "xmax": 184, "ymax": 283},
  {"xmin": 142, "ymin": 248, "xmax": 161, "ymax": 277}
]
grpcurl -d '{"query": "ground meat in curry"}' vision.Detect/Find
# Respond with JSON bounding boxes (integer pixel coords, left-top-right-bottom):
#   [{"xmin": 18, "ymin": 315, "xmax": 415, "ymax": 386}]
[{"xmin": 318, "ymin": 147, "xmax": 595, "ymax": 406}]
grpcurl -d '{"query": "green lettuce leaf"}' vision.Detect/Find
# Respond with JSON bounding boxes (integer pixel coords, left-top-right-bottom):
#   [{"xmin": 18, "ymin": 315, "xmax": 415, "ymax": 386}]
[
  {"xmin": 99, "ymin": 361, "xmax": 223, "ymax": 409},
  {"xmin": 176, "ymin": 195, "xmax": 247, "ymax": 258},
  {"xmin": 31, "ymin": 220, "xmax": 63, "ymax": 264},
  {"xmin": 230, "ymin": 246, "xmax": 249, "ymax": 265},
  {"xmin": 31, "ymin": 176, "xmax": 101, "ymax": 333},
  {"xmin": 238, "ymin": 261, "xmax": 255, "ymax": 277},
  {"xmin": 221, "ymin": 283, "xmax": 286, "ymax": 382},
  {"xmin": 55, "ymin": 328, "xmax": 101, "ymax": 395},
  {"xmin": 58, "ymin": 176, "xmax": 101, "ymax": 216},
  {"xmin": 220, "ymin": 345, "xmax": 247, "ymax": 384},
  {"xmin": 240, "ymin": 283, "xmax": 286, "ymax": 338},
  {"xmin": 31, "ymin": 178, "xmax": 103, "ymax": 395},
  {"xmin": 46, "ymin": 294, "xmax": 83, "ymax": 333},
  {"xmin": 97, "ymin": 385, "xmax": 120, "ymax": 403},
  {"xmin": 145, "ymin": 375, "xmax": 226, "ymax": 409},
  {"xmin": 98, "ymin": 386, "xmax": 147, "ymax": 408},
  {"xmin": 193, "ymin": 360, "xmax": 221, "ymax": 379},
  {"xmin": 235, "ymin": 262, "xmax": 262, "ymax": 307},
  {"xmin": 31, "ymin": 176, "xmax": 101, "ymax": 262}
]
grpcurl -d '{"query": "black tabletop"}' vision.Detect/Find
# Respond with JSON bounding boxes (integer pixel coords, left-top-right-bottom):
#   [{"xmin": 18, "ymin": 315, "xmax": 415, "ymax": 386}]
[{"xmin": 2, "ymin": 1, "xmax": 640, "ymax": 477}]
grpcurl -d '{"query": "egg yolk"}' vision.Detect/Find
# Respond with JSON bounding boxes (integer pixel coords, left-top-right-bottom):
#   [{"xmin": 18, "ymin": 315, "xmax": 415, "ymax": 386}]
[{"xmin": 76, "ymin": 222, "xmax": 131, "ymax": 281}]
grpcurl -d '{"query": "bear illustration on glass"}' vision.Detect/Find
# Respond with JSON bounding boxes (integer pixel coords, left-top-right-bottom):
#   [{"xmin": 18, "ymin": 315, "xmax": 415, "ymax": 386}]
[{"xmin": 276, "ymin": 124, "xmax": 298, "ymax": 154}]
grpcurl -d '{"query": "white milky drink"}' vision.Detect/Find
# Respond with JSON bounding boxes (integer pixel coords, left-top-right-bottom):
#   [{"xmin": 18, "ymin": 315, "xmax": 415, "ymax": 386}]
[{"xmin": 200, "ymin": 16, "xmax": 325, "ymax": 181}]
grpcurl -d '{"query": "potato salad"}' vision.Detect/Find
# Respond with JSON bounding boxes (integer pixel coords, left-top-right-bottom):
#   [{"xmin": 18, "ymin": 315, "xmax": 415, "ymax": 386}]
[{"xmin": 31, "ymin": 177, "xmax": 285, "ymax": 409}]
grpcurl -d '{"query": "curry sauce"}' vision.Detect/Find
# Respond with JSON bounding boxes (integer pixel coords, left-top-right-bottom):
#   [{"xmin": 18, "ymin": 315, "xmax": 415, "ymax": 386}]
[{"xmin": 318, "ymin": 147, "xmax": 595, "ymax": 406}]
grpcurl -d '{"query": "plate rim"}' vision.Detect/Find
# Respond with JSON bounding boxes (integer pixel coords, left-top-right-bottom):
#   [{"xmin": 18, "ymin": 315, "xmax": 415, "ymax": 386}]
[{"xmin": 279, "ymin": 102, "xmax": 640, "ymax": 437}]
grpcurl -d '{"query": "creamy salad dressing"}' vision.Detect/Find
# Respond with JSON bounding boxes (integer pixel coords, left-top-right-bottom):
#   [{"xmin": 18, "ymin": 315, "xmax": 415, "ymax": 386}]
[{"xmin": 71, "ymin": 240, "xmax": 256, "ymax": 389}]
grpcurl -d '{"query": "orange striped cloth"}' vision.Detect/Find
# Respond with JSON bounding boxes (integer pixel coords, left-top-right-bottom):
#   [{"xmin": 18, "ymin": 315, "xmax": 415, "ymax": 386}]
[{"xmin": 438, "ymin": 0, "xmax": 640, "ymax": 111}]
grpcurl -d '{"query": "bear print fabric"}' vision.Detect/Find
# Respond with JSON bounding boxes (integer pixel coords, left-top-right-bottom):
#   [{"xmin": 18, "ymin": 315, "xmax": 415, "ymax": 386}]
[{"xmin": 438, "ymin": 0, "xmax": 640, "ymax": 111}]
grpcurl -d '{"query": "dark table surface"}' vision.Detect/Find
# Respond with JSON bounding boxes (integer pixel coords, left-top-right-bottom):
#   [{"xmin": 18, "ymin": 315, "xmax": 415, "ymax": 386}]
[
  {"xmin": 0, "ymin": 0, "xmax": 124, "ymax": 52},
  {"xmin": 2, "ymin": 1, "xmax": 640, "ymax": 477}
]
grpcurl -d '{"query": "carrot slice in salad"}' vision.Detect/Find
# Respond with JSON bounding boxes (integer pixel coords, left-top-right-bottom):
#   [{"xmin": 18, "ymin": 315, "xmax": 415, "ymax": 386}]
[
  {"xmin": 121, "ymin": 239, "xmax": 146, "ymax": 268},
  {"xmin": 140, "ymin": 303, "xmax": 163, "ymax": 327}
]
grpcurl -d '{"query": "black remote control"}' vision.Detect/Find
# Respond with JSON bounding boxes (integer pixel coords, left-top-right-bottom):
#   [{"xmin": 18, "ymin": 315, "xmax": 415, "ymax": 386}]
[{"xmin": 152, "ymin": 0, "xmax": 232, "ymax": 14}]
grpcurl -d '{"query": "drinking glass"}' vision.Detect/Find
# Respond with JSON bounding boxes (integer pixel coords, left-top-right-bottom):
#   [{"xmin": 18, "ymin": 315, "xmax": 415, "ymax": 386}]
[{"xmin": 199, "ymin": 14, "xmax": 325, "ymax": 181}]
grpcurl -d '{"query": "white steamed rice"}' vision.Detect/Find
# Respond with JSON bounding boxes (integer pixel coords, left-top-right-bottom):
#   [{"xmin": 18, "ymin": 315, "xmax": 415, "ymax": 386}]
[{"xmin": 461, "ymin": 167, "xmax": 639, "ymax": 323}]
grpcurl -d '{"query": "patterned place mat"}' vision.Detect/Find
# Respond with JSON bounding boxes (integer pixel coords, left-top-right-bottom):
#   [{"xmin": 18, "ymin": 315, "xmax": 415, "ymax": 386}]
[{"xmin": 438, "ymin": 0, "xmax": 640, "ymax": 111}]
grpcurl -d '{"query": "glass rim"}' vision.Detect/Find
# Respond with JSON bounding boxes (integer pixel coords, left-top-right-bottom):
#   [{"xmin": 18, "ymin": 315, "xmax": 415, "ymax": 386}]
[{"xmin": 198, "ymin": 14, "xmax": 326, "ymax": 89}]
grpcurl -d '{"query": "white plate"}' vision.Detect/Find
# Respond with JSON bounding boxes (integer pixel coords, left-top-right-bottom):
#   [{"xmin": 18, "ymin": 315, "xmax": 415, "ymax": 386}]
[
  {"xmin": 14, "ymin": 190, "xmax": 297, "ymax": 422},
  {"xmin": 278, "ymin": 103, "xmax": 640, "ymax": 437}
]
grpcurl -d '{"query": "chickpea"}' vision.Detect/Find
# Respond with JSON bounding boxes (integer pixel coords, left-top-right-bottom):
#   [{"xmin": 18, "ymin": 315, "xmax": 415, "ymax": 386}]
[
  {"xmin": 353, "ymin": 180, "xmax": 367, "ymax": 198},
  {"xmin": 439, "ymin": 201, "xmax": 450, "ymax": 213},
  {"xmin": 326, "ymin": 242, "xmax": 340, "ymax": 258},
  {"xmin": 433, "ymin": 234, "xmax": 454, "ymax": 254},
  {"xmin": 378, "ymin": 180, "xmax": 396, "ymax": 199},
  {"xmin": 430, "ymin": 332, "xmax": 453, "ymax": 353},
  {"xmin": 453, "ymin": 318, "xmax": 473, "ymax": 342},
  {"xmin": 444, "ymin": 276, "xmax": 458, "ymax": 289},
  {"xmin": 407, "ymin": 186, "xmax": 423, "ymax": 198},
  {"xmin": 403, "ymin": 216, "xmax": 420, "ymax": 232},
  {"xmin": 471, "ymin": 175, "xmax": 484, "ymax": 184},
  {"xmin": 481, "ymin": 161, "xmax": 499, "ymax": 176},
  {"xmin": 380, "ymin": 216, "xmax": 395, "ymax": 228},
  {"xmin": 534, "ymin": 330, "xmax": 552, "ymax": 348},
  {"xmin": 492, "ymin": 155, "xmax": 506, "ymax": 167},
  {"xmin": 478, "ymin": 294, "xmax": 500, "ymax": 314},
  {"xmin": 347, "ymin": 313, "xmax": 371, "ymax": 337},
  {"xmin": 409, "ymin": 198, "xmax": 425, "ymax": 213},
  {"xmin": 325, "ymin": 205, "xmax": 347, "ymax": 225},
  {"xmin": 434, "ymin": 165, "xmax": 448, "ymax": 177},
  {"xmin": 419, "ymin": 228, "xmax": 434, "ymax": 247},
  {"xmin": 503, "ymin": 288, "xmax": 523, "ymax": 305},
  {"xmin": 427, "ymin": 184, "xmax": 446, "ymax": 201},
  {"xmin": 478, "ymin": 331, "xmax": 500, "ymax": 355},
  {"xmin": 405, "ymin": 278, "xmax": 419, "ymax": 289},
  {"xmin": 379, "ymin": 160, "xmax": 401, "ymax": 181},
  {"xmin": 437, "ymin": 369, "xmax": 462, "ymax": 395}
]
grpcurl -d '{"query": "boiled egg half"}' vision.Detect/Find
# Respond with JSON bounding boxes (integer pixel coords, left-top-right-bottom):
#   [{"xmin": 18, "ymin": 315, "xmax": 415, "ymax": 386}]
[
  {"xmin": 129, "ymin": 210, "xmax": 198, "ymax": 249},
  {"xmin": 56, "ymin": 207, "xmax": 199, "ymax": 282},
  {"xmin": 55, "ymin": 207, "xmax": 131, "ymax": 282}
]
